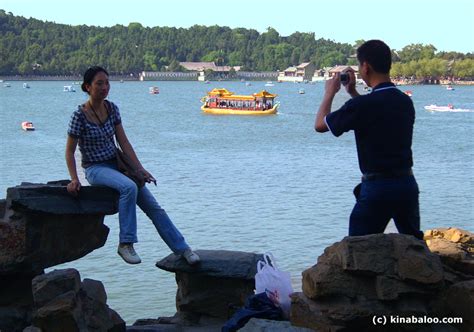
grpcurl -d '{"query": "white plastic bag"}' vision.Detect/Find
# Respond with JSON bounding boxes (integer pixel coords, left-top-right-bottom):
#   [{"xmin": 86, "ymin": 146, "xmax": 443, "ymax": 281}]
[{"xmin": 255, "ymin": 253, "xmax": 294, "ymax": 318}]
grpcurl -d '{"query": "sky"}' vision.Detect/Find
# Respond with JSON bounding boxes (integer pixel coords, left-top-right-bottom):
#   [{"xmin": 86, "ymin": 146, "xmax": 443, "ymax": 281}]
[{"xmin": 1, "ymin": 0, "xmax": 473, "ymax": 53}]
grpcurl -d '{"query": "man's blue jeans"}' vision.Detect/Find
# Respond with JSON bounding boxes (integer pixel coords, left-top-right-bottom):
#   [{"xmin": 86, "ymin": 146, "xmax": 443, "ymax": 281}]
[
  {"xmin": 85, "ymin": 161, "xmax": 190, "ymax": 254},
  {"xmin": 349, "ymin": 175, "xmax": 423, "ymax": 239}
]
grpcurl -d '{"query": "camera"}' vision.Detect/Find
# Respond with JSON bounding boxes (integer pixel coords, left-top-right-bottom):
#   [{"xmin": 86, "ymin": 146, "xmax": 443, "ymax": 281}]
[{"xmin": 340, "ymin": 73, "xmax": 349, "ymax": 85}]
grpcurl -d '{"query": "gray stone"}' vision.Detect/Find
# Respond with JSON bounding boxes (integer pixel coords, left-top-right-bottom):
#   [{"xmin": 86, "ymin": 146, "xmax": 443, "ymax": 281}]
[
  {"xmin": 7, "ymin": 181, "xmax": 118, "ymax": 215},
  {"xmin": 32, "ymin": 269, "xmax": 81, "ymax": 307},
  {"xmin": 0, "ymin": 182, "xmax": 118, "ymax": 274},
  {"xmin": 156, "ymin": 250, "xmax": 263, "ymax": 279},
  {"xmin": 30, "ymin": 269, "xmax": 125, "ymax": 332}
]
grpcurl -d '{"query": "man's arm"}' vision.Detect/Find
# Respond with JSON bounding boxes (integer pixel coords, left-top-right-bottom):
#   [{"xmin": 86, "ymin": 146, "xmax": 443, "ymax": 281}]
[{"xmin": 315, "ymin": 73, "xmax": 341, "ymax": 132}]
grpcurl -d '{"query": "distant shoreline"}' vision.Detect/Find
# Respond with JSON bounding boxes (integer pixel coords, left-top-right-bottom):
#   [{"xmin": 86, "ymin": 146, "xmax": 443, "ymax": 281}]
[{"xmin": 1, "ymin": 75, "xmax": 473, "ymax": 85}]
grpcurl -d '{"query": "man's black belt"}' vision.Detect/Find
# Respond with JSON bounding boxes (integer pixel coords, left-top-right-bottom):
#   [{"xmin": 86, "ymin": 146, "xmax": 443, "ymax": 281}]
[{"xmin": 362, "ymin": 169, "xmax": 413, "ymax": 181}]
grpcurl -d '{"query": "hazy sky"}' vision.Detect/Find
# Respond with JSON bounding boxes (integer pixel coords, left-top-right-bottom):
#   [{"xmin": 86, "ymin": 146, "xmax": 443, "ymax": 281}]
[{"xmin": 2, "ymin": 0, "xmax": 473, "ymax": 53}]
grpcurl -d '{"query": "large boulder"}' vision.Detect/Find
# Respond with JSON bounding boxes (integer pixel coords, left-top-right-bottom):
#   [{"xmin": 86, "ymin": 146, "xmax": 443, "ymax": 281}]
[
  {"xmin": 30, "ymin": 268, "xmax": 125, "ymax": 331},
  {"xmin": 0, "ymin": 181, "xmax": 119, "ymax": 332},
  {"xmin": 0, "ymin": 181, "xmax": 118, "ymax": 274},
  {"xmin": 292, "ymin": 234, "xmax": 470, "ymax": 331}
]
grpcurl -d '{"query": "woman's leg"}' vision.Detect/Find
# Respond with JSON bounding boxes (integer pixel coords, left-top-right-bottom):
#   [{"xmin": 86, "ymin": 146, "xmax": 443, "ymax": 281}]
[
  {"xmin": 85, "ymin": 162, "xmax": 139, "ymax": 243},
  {"xmin": 136, "ymin": 186, "xmax": 190, "ymax": 254}
]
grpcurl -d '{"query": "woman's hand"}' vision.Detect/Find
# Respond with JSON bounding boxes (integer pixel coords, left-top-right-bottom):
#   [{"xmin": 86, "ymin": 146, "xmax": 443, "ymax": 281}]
[
  {"xmin": 139, "ymin": 168, "xmax": 157, "ymax": 185},
  {"xmin": 67, "ymin": 179, "xmax": 82, "ymax": 196}
]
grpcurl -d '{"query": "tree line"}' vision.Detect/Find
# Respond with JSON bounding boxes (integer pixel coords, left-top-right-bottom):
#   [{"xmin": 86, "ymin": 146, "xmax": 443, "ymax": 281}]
[{"xmin": 0, "ymin": 10, "xmax": 473, "ymax": 79}]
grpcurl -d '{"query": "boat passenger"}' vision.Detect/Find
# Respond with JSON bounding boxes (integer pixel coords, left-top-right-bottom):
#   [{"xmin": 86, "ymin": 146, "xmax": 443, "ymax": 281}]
[
  {"xmin": 65, "ymin": 66, "xmax": 200, "ymax": 265},
  {"xmin": 314, "ymin": 40, "xmax": 423, "ymax": 240}
]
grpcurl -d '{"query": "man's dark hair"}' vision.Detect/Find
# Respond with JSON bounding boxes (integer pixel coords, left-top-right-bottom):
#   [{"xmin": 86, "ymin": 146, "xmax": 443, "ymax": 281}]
[{"xmin": 357, "ymin": 40, "xmax": 392, "ymax": 74}]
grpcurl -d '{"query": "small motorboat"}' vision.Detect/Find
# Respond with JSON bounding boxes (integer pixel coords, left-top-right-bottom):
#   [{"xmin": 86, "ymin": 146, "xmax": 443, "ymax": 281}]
[
  {"xmin": 404, "ymin": 90, "xmax": 413, "ymax": 97},
  {"xmin": 298, "ymin": 88, "xmax": 305, "ymax": 94},
  {"xmin": 63, "ymin": 85, "xmax": 76, "ymax": 92},
  {"xmin": 3, "ymin": 82, "xmax": 11, "ymax": 87},
  {"xmin": 149, "ymin": 86, "xmax": 159, "ymax": 94},
  {"xmin": 21, "ymin": 121, "xmax": 35, "ymax": 131},
  {"xmin": 245, "ymin": 82, "xmax": 252, "ymax": 86},
  {"xmin": 265, "ymin": 81, "xmax": 275, "ymax": 87},
  {"xmin": 446, "ymin": 85, "xmax": 455, "ymax": 91},
  {"xmin": 23, "ymin": 83, "xmax": 30, "ymax": 89},
  {"xmin": 424, "ymin": 104, "xmax": 471, "ymax": 112}
]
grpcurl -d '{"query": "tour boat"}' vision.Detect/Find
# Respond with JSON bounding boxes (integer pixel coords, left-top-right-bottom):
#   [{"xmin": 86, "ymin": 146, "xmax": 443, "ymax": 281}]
[
  {"xmin": 63, "ymin": 85, "xmax": 76, "ymax": 92},
  {"xmin": 201, "ymin": 88, "xmax": 279, "ymax": 115},
  {"xmin": 21, "ymin": 121, "xmax": 35, "ymax": 131},
  {"xmin": 149, "ymin": 86, "xmax": 159, "ymax": 94}
]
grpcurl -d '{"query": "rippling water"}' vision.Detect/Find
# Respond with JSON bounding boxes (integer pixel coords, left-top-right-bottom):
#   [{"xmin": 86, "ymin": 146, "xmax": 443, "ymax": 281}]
[{"xmin": 1, "ymin": 81, "xmax": 473, "ymax": 324}]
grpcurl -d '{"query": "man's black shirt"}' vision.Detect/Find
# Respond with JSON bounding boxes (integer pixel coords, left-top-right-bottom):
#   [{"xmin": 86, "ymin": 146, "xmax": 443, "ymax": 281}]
[{"xmin": 325, "ymin": 82, "xmax": 415, "ymax": 174}]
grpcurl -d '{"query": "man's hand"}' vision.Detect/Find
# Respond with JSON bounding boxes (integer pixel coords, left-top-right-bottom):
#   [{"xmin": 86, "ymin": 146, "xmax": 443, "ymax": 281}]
[
  {"xmin": 325, "ymin": 73, "xmax": 341, "ymax": 96},
  {"xmin": 344, "ymin": 70, "xmax": 360, "ymax": 98}
]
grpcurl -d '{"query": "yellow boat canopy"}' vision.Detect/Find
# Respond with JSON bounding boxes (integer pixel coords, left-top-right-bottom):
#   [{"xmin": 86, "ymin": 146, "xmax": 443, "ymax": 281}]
[
  {"xmin": 253, "ymin": 90, "xmax": 277, "ymax": 98},
  {"xmin": 207, "ymin": 88, "xmax": 277, "ymax": 100}
]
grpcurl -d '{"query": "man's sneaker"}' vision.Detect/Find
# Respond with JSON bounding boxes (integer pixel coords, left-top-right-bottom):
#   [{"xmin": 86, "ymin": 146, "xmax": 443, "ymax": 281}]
[
  {"xmin": 117, "ymin": 243, "xmax": 141, "ymax": 264},
  {"xmin": 182, "ymin": 249, "xmax": 200, "ymax": 265}
]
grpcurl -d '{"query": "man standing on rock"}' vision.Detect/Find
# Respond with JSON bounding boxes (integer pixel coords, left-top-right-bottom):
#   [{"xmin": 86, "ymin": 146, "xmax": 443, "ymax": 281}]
[{"xmin": 314, "ymin": 39, "xmax": 424, "ymax": 240}]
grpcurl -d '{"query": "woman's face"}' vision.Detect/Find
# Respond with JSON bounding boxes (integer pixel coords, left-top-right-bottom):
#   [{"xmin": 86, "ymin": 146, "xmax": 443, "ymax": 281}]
[{"xmin": 86, "ymin": 71, "xmax": 110, "ymax": 99}]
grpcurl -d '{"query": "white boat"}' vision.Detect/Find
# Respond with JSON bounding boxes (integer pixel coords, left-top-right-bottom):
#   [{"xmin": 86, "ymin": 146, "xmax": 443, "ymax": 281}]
[
  {"xmin": 63, "ymin": 85, "xmax": 76, "ymax": 92},
  {"xmin": 4, "ymin": 82, "xmax": 11, "ymax": 87},
  {"xmin": 23, "ymin": 83, "xmax": 30, "ymax": 89},
  {"xmin": 149, "ymin": 86, "xmax": 159, "ymax": 94},
  {"xmin": 298, "ymin": 88, "xmax": 305, "ymax": 94},
  {"xmin": 265, "ymin": 81, "xmax": 275, "ymax": 87},
  {"xmin": 21, "ymin": 121, "xmax": 35, "ymax": 131},
  {"xmin": 446, "ymin": 85, "xmax": 454, "ymax": 91},
  {"xmin": 424, "ymin": 104, "xmax": 472, "ymax": 112}
]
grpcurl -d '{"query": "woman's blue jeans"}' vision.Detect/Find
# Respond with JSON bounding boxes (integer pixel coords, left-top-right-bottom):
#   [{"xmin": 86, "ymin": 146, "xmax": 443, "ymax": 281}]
[
  {"xmin": 85, "ymin": 161, "xmax": 190, "ymax": 254},
  {"xmin": 349, "ymin": 175, "xmax": 423, "ymax": 239}
]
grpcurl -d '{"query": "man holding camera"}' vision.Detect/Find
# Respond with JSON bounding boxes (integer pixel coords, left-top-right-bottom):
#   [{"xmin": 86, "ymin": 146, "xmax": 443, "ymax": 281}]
[{"xmin": 314, "ymin": 39, "xmax": 423, "ymax": 240}]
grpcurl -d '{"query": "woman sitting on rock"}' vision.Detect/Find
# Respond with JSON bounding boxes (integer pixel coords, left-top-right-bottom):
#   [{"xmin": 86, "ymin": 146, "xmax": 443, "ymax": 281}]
[{"xmin": 65, "ymin": 66, "xmax": 200, "ymax": 265}]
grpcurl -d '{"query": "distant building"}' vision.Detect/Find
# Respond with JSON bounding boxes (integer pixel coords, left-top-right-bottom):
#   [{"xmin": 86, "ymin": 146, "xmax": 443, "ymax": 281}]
[
  {"xmin": 180, "ymin": 62, "xmax": 241, "ymax": 81},
  {"xmin": 278, "ymin": 62, "xmax": 316, "ymax": 82},
  {"xmin": 312, "ymin": 65, "xmax": 361, "ymax": 82},
  {"xmin": 327, "ymin": 65, "xmax": 359, "ymax": 78}
]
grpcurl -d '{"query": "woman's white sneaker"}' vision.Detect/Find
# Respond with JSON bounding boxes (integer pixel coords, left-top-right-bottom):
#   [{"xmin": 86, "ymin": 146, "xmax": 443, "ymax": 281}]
[
  {"xmin": 117, "ymin": 243, "xmax": 142, "ymax": 264},
  {"xmin": 182, "ymin": 249, "xmax": 200, "ymax": 265}
]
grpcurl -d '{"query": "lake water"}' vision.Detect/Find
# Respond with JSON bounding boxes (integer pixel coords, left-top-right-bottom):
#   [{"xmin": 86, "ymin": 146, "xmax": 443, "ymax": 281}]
[{"xmin": 1, "ymin": 81, "xmax": 473, "ymax": 324}]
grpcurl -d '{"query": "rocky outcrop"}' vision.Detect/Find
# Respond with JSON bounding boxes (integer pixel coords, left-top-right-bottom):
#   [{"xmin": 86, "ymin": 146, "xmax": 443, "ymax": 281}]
[
  {"xmin": 0, "ymin": 181, "xmax": 120, "ymax": 332},
  {"xmin": 26, "ymin": 268, "xmax": 125, "ymax": 331},
  {"xmin": 291, "ymin": 233, "xmax": 473, "ymax": 332},
  {"xmin": 152, "ymin": 250, "xmax": 263, "ymax": 328},
  {"xmin": 424, "ymin": 227, "xmax": 474, "ymax": 276}
]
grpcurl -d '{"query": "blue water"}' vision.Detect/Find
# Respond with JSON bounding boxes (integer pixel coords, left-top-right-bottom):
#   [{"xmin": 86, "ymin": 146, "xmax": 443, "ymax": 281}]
[{"xmin": 1, "ymin": 81, "xmax": 473, "ymax": 324}]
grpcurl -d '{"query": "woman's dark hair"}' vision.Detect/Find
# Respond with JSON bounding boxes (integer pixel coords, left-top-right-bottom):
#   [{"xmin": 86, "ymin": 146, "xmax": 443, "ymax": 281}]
[
  {"xmin": 357, "ymin": 40, "xmax": 392, "ymax": 74},
  {"xmin": 81, "ymin": 66, "xmax": 109, "ymax": 93}
]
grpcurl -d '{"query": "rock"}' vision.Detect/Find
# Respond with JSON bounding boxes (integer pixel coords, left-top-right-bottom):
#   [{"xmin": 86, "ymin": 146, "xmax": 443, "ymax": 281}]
[
  {"xmin": 442, "ymin": 280, "xmax": 474, "ymax": 331},
  {"xmin": 0, "ymin": 182, "xmax": 120, "ymax": 332},
  {"xmin": 293, "ymin": 234, "xmax": 462, "ymax": 331},
  {"xmin": 156, "ymin": 250, "xmax": 263, "ymax": 320},
  {"xmin": 7, "ymin": 181, "xmax": 118, "ymax": 215},
  {"xmin": 302, "ymin": 234, "xmax": 444, "ymax": 302},
  {"xmin": 425, "ymin": 227, "xmax": 474, "ymax": 276},
  {"xmin": 238, "ymin": 317, "xmax": 313, "ymax": 331},
  {"xmin": 156, "ymin": 250, "xmax": 263, "ymax": 279},
  {"xmin": 32, "ymin": 268, "xmax": 81, "ymax": 307},
  {"xmin": 31, "ymin": 269, "xmax": 125, "ymax": 331},
  {"xmin": 0, "ymin": 182, "xmax": 118, "ymax": 275}
]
